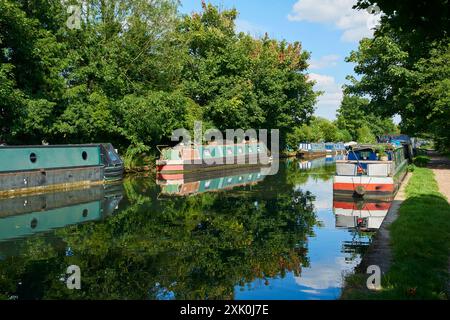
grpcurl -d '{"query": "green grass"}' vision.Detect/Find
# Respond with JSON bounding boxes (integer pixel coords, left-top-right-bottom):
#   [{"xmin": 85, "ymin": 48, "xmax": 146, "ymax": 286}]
[
  {"xmin": 342, "ymin": 168, "xmax": 450, "ymax": 299},
  {"xmin": 413, "ymin": 156, "xmax": 431, "ymax": 167}
]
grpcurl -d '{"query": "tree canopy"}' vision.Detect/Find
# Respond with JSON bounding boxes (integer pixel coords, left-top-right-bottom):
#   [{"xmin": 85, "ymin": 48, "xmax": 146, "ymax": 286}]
[
  {"xmin": 346, "ymin": 0, "xmax": 450, "ymax": 150},
  {"xmin": 0, "ymin": 0, "xmax": 318, "ymax": 154}
]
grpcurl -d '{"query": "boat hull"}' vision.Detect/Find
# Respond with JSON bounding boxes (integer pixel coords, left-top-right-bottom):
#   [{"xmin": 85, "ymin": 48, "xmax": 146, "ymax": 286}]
[
  {"xmin": 156, "ymin": 154, "xmax": 271, "ymax": 175},
  {"xmin": 333, "ymin": 175, "xmax": 397, "ymax": 199}
]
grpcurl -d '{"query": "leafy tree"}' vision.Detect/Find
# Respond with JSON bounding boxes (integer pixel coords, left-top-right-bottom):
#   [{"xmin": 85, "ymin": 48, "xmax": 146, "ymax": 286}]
[
  {"xmin": 178, "ymin": 3, "xmax": 317, "ymax": 149},
  {"xmin": 336, "ymin": 94, "xmax": 398, "ymax": 140},
  {"xmin": 1, "ymin": 0, "xmax": 319, "ymax": 157},
  {"xmin": 347, "ymin": 1, "xmax": 450, "ymax": 150},
  {"xmin": 0, "ymin": 0, "xmax": 65, "ymax": 143},
  {"xmin": 356, "ymin": 125, "xmax": 376, "ymax": 144}
]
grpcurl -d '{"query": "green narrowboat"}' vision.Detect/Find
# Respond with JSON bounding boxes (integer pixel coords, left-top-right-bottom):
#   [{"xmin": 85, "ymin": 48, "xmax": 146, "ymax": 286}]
[
  {"xmin": 156, "ymin": 140, "xmax": 272, "ymax": 175},
  {"xmin": 0, "ymin": 143, "xmax": 124, "ymax": 196}
]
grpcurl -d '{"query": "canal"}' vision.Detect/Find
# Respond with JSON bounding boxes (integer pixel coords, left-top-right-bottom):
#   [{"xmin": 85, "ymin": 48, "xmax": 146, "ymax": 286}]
[{"xmin": 0, "ymin": 156, "xmax": 382, "ymax": 300}]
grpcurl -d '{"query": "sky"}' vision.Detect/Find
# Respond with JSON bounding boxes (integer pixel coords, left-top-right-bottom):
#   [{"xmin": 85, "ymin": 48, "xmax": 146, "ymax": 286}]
[{"xmin": 179, "ymin": 0, "xmax": 381, "ymax": 120}]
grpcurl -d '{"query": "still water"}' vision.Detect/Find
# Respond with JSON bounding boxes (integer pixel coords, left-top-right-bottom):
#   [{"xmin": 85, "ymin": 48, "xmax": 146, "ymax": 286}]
[{"xmin": 0, "ymin": 157, "xmax": 384, "ymax": 300}]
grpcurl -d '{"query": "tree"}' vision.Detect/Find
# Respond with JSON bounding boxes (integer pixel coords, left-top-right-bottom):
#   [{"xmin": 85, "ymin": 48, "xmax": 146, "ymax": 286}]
[
  {"xmin": 336, "ymin": 94, "xmax": 398, "ymax": 140},
  {"xmin": 347, "ymin": 1, "xmax": 450, "ymax": 150},
  {"xmin": 0, "ymin": 0, "xmax": 65, "ymax": 143},
  {"xmin": 286, "ymin": 117, "xmax": 352, "ymax": 146},
  {"xmin": 178, "ymin": 3, "xmax": 318, "ymax": 149},
  {"xmin": 356, "ymin": 125, "xmax": 376, "ymax": 144},
  {"xmin": 1, "ymin": 0, "xmax": 319, "ymax": 157}
]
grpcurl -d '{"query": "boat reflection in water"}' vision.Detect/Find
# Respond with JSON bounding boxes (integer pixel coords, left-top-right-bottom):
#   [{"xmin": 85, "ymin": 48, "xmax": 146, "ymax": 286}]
[
  {"xmin": 0, "ymin": 185, "xmax": 123, "ymax": 242},
  {"xmin": 297, "ymin": 154, "xmax": 345, "ymax": 171},
  {"xmin": 157, "ymin": 166, "xmax": 271, "ymax": 196},
  {"xmin": 333, "ymin": 198, "xmax": 392, "ymax": 232}
]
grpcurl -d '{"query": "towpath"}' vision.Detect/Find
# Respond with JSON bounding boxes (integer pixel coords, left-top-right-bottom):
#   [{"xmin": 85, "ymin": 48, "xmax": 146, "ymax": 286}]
[
  {"xmin": 427, "ymin": 151, "xmax": 450, "ymax": 297},
  {"xmin": 427, "ymin": 151, "xmax": 450, "ymax": 202}
]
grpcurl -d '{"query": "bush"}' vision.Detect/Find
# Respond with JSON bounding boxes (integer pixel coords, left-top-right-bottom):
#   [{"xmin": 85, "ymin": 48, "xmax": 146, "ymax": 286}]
[{"xmin": 413, "ymin": 156, "xmax": 431, "ymax": 167}]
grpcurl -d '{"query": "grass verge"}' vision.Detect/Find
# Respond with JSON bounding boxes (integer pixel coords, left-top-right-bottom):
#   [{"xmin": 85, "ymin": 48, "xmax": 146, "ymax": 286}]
[{"xmin": 342, "ymin": 168, "xmax": 450, "ymax": 299}]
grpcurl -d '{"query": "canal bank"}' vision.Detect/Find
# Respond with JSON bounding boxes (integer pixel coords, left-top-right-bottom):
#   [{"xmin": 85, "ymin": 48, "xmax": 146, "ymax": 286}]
[{"xmin": 341, "ymin": 163, "xmax": 450, "ymax": 299}]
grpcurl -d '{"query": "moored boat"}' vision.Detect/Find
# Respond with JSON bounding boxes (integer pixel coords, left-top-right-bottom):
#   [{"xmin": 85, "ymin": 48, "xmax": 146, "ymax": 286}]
[
  {"xmin": 0, "ymin": 143, "xmax": 124, "ymax": 196},
  {"xmin": 156, "ymin": 140, "xmax": 272, "ymax": 174},
  {"xmin": 333, "ymin": 143, "xmax": 409, "ymax": 199}
]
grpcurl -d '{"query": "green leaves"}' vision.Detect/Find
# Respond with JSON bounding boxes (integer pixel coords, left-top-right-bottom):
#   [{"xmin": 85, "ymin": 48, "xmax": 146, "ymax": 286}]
[
  {"xmin": 347, "ymin": 1, "xmax": 450, "ymax": 151},
  {"xmin": 1, "ymin": 0, "xmax": 318, "ymax": 156}
]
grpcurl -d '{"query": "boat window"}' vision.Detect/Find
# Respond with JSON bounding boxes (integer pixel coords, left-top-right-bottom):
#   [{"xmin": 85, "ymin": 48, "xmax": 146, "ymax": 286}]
[
  {"xmin": 227, "ymin": 148, "xmax": 233, "ymax": 155},
  {"xmin": 30, "ymin": 218, "xmax": 38, "ymax": 229},
  {"xmin": 359, "ymin": 151, "xmax": 371, "ymax": 160},
  {"xmin": 29, "ymin": 153, "xmax": 37, "ymax": 163},
  {"xmin": 238, "ymin": 147, "xmax": 243, "ymax": 153},
  {"xmin": 204, "ymin": 149, "xmax": 211, "ymax": 157},
  {"xmin": 108, "ymin": 150, "xmax": 119, "ymax": 162},
  {"xmin": 82, "ymin": 151, "xmax": 88, "ymax": 161}
]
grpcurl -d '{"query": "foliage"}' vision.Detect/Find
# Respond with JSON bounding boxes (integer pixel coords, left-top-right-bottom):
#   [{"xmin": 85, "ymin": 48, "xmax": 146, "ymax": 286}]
[
  {"xmin": 0, "ymin": 0, "xmax": 318, "ymax": 156},
  {"xmin": 356, "ymin": 125, "xmax": 376, "ymax": 144},
  {"xmin": 286, "ymin": 117, "xmax": 352, "ymax": 148},
  {"xmin": 346, "ymin": 1, "xmax": 450, "ymax": 151},
  {"xmin": 336, "ymin": 94, "xmax": 398, "ymax": 141},
  {"xmin": 413, "ymin": 156, "xmax": 431, "ymax": 168}
]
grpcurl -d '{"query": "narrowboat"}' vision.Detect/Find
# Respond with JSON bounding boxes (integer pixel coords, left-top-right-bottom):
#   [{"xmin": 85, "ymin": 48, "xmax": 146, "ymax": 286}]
[
  {"xmin": 333, "ymin": 143, "xmax": 409, "ymax": 199},
  {"xmin": 333, "ymin": 199, "xmax": 392, "ymax": 231},
  {"xmin": 0, "ymin": 184, "xmax": 123, "ymax": 242},
  {"xmin": 297, "ymin": 142, "xmax": 346, "ymax": 160},
  {"xmin": 157, "ymin": 166, "xmax": 267, "ymax": 197},
  {"xmin": 377, "ymin": 134, "xmax": 415, "ymax": 160},
  {"xmin": 0, "ymin": 144, "xmax": 124, "ymax": 196},
  {"xmin": 156, "ymin": 140, "xmax": 272, "ymax": 174}
]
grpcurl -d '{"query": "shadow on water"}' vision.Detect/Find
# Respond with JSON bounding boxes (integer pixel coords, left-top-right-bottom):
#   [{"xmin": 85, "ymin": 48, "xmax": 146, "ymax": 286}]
[{"xmin": 0, "ymin": 156, "xmax": 382, "ymax": 300}]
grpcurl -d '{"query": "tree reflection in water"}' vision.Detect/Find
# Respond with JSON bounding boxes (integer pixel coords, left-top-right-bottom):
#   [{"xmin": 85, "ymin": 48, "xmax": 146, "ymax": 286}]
[{"xmin": 0, "ymin": 164, "xmax": 319, "ymax": 300}]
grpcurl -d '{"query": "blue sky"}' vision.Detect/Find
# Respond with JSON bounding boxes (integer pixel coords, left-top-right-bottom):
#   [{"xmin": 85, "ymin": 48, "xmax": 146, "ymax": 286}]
[{"xmin": 179, "ymin": 0, "xmax": 380, "ymax": 120}]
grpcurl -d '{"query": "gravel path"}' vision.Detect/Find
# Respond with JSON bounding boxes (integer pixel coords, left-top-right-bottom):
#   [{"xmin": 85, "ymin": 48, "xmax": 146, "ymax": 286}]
[
  {"xmin": 427, "ymin": 151, "xmax": 450, "ymax": 202},
  {"xmin": 427, "ymin": 151, "xmax": 450, "ymax": 298}
]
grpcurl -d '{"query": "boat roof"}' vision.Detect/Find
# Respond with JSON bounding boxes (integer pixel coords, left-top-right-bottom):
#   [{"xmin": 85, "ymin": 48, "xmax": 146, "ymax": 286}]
[
  {"xmin": 0, "ymin": 143, "xmax": 113, "ymax": 149},
  {"xmin": 350, "ymin": 144, "xmax": 402, "ymax": 152}
]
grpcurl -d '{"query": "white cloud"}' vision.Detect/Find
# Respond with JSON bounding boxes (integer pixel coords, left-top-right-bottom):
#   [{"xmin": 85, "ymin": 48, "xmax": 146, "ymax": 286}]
[
  {"xmin": 308, "ymin": 73, "xmax": 343, "ymax": 119},
  {"xmin": 288, "ymin": 0, "xmax": 381, "ymax": 42},
  {"xmin": 309, "ymin": 54, "xmax": 340, "ymax": 70},
  {"xmin": 295, "ymin": 256, "xmax": 358, "ymax": 290}
]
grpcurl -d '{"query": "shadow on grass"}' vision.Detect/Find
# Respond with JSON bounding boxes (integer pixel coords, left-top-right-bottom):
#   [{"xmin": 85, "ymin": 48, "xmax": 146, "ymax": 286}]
[{"xmin": 342, "ymin": 194, "xmax": 450, "ymax": 300}]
